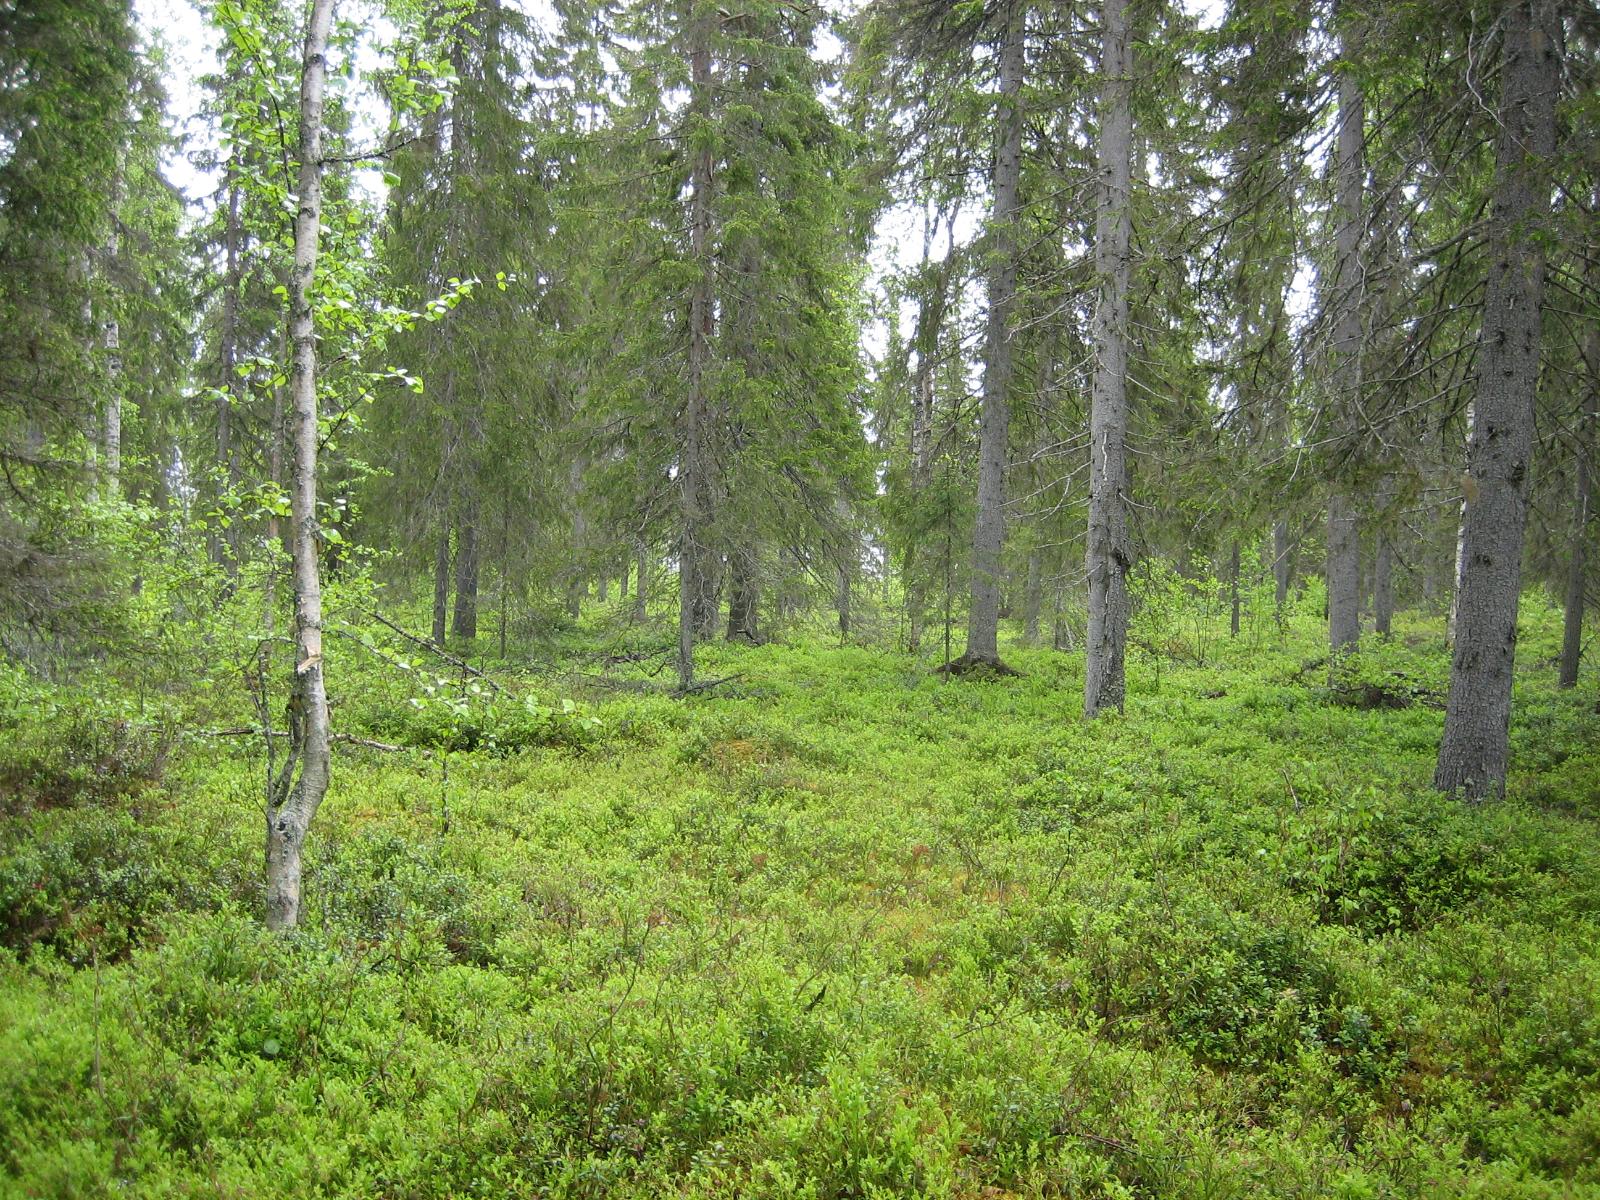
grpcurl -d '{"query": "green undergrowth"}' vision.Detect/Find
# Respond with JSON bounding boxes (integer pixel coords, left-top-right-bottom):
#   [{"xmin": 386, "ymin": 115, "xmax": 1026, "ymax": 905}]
[{"xmin": 1, "ymin": 603, "xmax": 1598, "ymax": 1197}]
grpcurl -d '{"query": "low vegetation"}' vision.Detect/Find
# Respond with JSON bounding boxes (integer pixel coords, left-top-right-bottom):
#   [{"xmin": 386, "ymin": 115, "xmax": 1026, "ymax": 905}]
[{"xmin": 2, "ymin": 593, "xmax": 1596, "ymax": 1198}]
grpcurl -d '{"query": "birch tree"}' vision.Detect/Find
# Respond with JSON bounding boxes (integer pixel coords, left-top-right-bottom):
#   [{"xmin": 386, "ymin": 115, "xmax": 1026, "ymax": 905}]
[{"xmin": 265, "ymin": 0, "xmax": 335, "ymax": 931}]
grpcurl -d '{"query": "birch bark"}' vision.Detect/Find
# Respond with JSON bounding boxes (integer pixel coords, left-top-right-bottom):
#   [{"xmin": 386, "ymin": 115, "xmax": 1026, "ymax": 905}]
[{"xmin": 265, "ymin": 0, "xmax": 336, "ymax": 931}]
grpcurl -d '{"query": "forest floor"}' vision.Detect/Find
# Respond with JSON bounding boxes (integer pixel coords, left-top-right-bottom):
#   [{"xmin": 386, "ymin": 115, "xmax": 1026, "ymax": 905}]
[{"xmin": 2, "ymin": 599, "xmax": 1598, "ymax": 1198}]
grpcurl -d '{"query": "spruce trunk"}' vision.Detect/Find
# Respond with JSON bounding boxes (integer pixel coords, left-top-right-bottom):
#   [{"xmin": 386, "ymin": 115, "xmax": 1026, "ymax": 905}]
[
  {"xmin": 453, "ymin": 497, "xmax": 479, "ymax": 641},
  {"xmin": 634, "ymin": 540, "xmax": 649, "ymax": 624},
  {"xmin": 1022, "ymin": 549, "xmax": 1042, "ymax": 645},
  {"xmin": 1373, "ymin": 529, "xmax": 1394, "ymax": 639},
  {"xmin": 1559, "ymin": 328, "xmax": 1595, "ymax": 687},
  {"xmin": 726, "ymin": 545, "xmax": 759, "ymax": 643},
  {"xmin": 1084, "ymin": 0, "xmax": 1133, "ymax": 716},
  {"xmin": 1559, "ymin": 447, "xmax": 1590, "ymax": 688},
  {"xmin": 215, "ymin": 168, "xmax": 245, "ymax": 576},
  {"xmin": 1328, "ymin": 494, "xmax": 1361, "ymax": 649},
  {"xmin": 964, "ymin": 0, "xmax": 1023, "ymax": 667},
  {"xmin": 1326, "ymin": 18, "xmax": 1364, "ymax": 656},
  {"xmin": 99, "ymin": 165, "xmax": 122, "ymax": 493},
  {"xmin": 1435, "ymin": 0, "xmax": 1558, "ymax": 800},
  {"xmin": 1273, "ymin": 519, "xmax": 1291, "ymax": 610},
  {"xmin": 1229, "ymin": 540, "xmax": 1241, "ymax": 637},
  {"xmin": 432, "ymin": 525, "xmax": 451, "ymax": 646},
  {"xmin": 677, "ymin": 19, "xmax": 715, "ymax": 691}
]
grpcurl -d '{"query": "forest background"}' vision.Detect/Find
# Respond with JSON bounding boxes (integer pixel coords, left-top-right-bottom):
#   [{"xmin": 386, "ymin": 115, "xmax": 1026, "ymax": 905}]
[{"xmin": 1, "ymin": 0, "xmax": 1598, "ymax": 1195}]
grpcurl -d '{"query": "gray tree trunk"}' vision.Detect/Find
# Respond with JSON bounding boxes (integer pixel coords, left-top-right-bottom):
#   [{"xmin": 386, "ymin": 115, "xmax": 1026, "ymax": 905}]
[
  {"xmin": 1273, "ymin": 519, "xmax": 1291, "ymax": 610},
  {"xmin": 677, "ymin": 17, "xmax": 716, "ymax": 692},
  {"xmin": 452, "ymin": 496, "xmax": 479, "ymax": 641},
  {"xmin": 904, "ymin": 211, "xmax": 950, "ymax": 656},
  {"xmin": 100, "ymin": 300, "xmax": 121, "ymax": 491},
  {"xmin": 726, "ymin": 545, "xmax": 759, "ymax": 642},
  {"xmin": 907, "ymin": 581, "xmax": 926, "ymax": 653},
  {"xmin": 1327, "ymin": 495, "xmax": 1361, "ymax": 649},
  {"xmin": 1373, "ymin": 527, "xmax": 1394, "ymax": 639},
  {"xmin": 633, "ymin": 540, "xmax": 649, "ymax": 624},
  {"xmin": 81, "ymin": 262, "xmax": 100, "ymax": 496},
  {"xmin": 1230, "ymin": 540, "xmax": 1242, "ymax": 637},
  {"xmin": 1084, "ymin": 0, "xmax": 1133, "ymax": 716},
  {"xmin": 432, "ymin": 525, "xmax": 451, "ymax": 646},
  {"xmin": 1559, "ymin": 444, "xmax": 1590, "ymax": 688},
  {"xmin": 1260, "ymin": 201, "xmax": 1293, "ymax": 620},
  {"xmin": 837, "ymin": 497, "xmax": 855, "ymax": 640},
  {"xmin": 99, "ymin": 165, "xmax": 122, "ymax": 492},
  {"xmin": 264, "ymin": 347, "xmax": 286, "ymax": 629},
  {"xmin": 1052, "ymin": 575, "xmax": 1074, "ymax": 651},
  {"xmin": 497, "ymin": 509, "xmax": 510, "ymax": 658},
  {"xmin": 268, "ymin": 344, "xmax": 286, "ymax": 546},
  {"xmin": 1326, "ymin": 17, "xmax": 1365, "ymax": 656},
  {"xmin": 837, "ymin": 556, "xmax": 852, "ymax": 641},
  {"xmin": 1435, "ymin": 0, "xmax": 1559, "ymax": 800},
  {"xmin": 693, "ymin": 555, "xmax": 721, "ymax": 639},
  {"xmin": 1022, "ymin": 549, "xmax": 1042, "ymax": 645},
  {"xmin": 963, "ymin": 0, "xmax": 1024, "ymax": 667},
  {"xmin": 566, "ymin": 455, "xmax": 588, "ymax": 619},
  {"xmin": 215, "ymin": 167, "xmax": 246, "ymax": 576},
  {"xmin": 266, "ymin": 0, "xmax": 336, "ymax": 932},
  {"xmin": 1559, "ymin": 326, "xmax": 1596, "ymax": 687}
]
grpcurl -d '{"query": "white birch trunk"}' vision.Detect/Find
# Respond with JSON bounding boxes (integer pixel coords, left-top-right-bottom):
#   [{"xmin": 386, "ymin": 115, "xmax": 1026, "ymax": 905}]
[{"xmin": 266, "ymin": 0, "xmax": 336, "ymax": 931}]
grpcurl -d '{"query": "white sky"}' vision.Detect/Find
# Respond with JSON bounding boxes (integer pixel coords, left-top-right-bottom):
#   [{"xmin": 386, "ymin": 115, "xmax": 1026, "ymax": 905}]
[{"xmin": 134, "ymin": 0, "xmax": 217, "ymax": 206}]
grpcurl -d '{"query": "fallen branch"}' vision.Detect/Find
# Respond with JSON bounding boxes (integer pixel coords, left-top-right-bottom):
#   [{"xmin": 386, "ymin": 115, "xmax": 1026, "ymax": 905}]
[
  {"xmin": 335, "ymin": 733, "xmax": 412, "ymax": 753},
  {"xmin": 197, "ymin": 727, "xmax": 416, "ymax": 754},
  {"xmin": 364, "ymin": 609, "xmax": 505, "ymax": 694},
  {"xmin": 1072, "ymin": 1129, "xmax": 1139, "ymax": 1155},
  {"xmin": 1127, "ymin": 635, "xmax": 1203, "ymax": 668},
  {"xmin": 1290, "ymin": 655, "xmax": 1330, "ymax": 682},
  {"xmin": 569, "ymin": 672, "xmax": 659, "ymax": 693},
  {"xmin": 674, "ymin": 672, "xmax": 746, "ymax": 696},
  {"xmin": 592, "ymin": 645, "xmax": 674, "ymax": 668}
]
